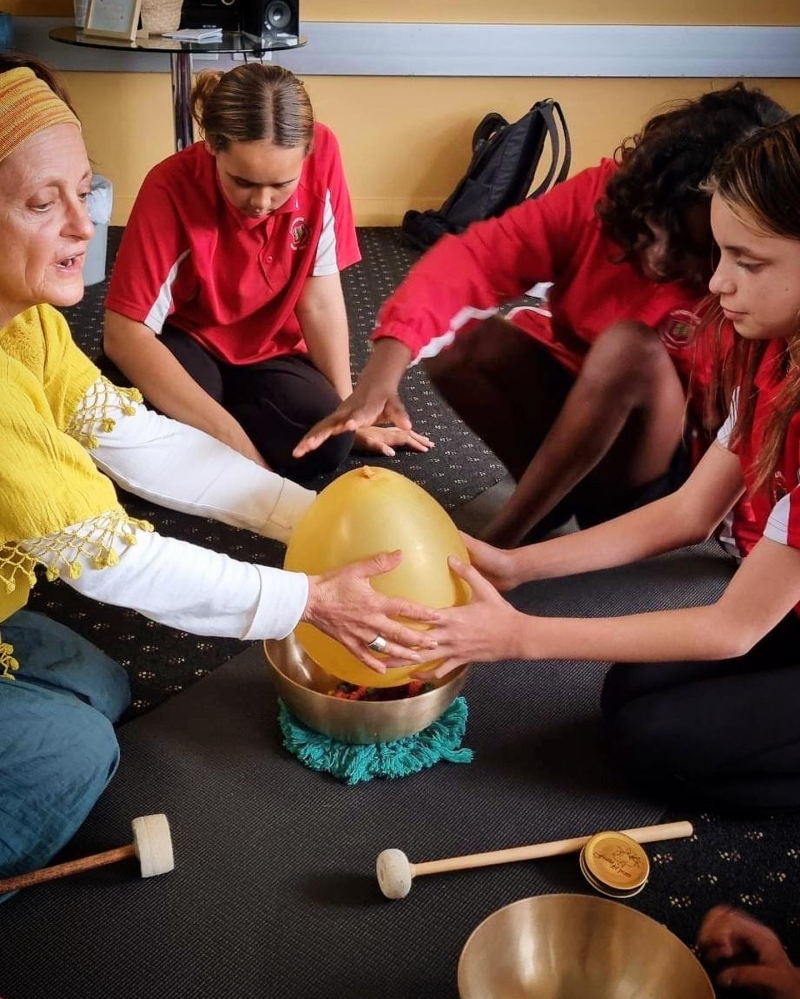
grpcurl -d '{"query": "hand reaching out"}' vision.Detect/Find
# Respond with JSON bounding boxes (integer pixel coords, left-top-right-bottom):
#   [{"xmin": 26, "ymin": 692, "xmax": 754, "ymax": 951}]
[
  {"xmin": 697, "ymin": 905, "xmax": 800, "ymax": 998},
  {"xmin": 459, "ymin": 532, "xmax": 522, "ymax": 592},
  {"xmin": 354, "ymin": 424, "xmax": 434, "ymax": 457},
  {"xmin": 294, "ymin": 382, "xmax": 412, "ymax": 458},
  {"xmin": 294, "ymin": 337, "xmax": 415, "ymax": 458},
  {"xmin": 417, "ymin": 554, "xmax": 523, "ymax": 679}
]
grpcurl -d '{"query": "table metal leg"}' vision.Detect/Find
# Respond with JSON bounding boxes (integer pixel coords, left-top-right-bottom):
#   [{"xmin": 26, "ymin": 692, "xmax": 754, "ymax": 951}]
[{"xmin": 170, "ymin": 51, "xmax": 194, "ymax": 152}]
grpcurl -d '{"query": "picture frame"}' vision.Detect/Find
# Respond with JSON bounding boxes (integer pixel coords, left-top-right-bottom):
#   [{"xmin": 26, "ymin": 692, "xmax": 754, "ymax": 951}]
[{"xmin": 83, "ymin": 0, "xmax": 143, "ymax": 41}]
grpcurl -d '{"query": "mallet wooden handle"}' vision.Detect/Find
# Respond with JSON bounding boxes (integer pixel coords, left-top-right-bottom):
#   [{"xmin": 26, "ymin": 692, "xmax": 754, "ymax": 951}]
[
  {"xmin": 0, "ymin": 844, "xmax": 136, "ymax": 893},
  {"xmin": 412, "ymin": 820, "xmax": 693, "ymax": 878}
]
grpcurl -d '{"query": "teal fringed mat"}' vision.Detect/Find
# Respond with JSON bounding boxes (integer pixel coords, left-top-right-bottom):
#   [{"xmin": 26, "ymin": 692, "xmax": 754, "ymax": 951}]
[{"xmin": 278, "ymin": 697, "xmax": 473, "ymax": 785}]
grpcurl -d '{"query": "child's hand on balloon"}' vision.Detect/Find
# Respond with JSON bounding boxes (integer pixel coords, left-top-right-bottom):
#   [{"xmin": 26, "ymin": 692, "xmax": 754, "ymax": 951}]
[
  {"xmin": 459, "ymin": 533, "xmax": 521, "ymax": 592},
  {"xmin": 415, "ymin": 556, "xmax": 523, "ymax": 679},
  {"xmin": 302, "ymin": 550, "xmax": 440, "ymax": 674}
]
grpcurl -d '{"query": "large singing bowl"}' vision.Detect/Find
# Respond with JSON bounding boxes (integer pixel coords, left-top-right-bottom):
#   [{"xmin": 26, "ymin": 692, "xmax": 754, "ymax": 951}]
[
  {"xmin": 458, "ymin": 894, "xmax": 714, "ymax": 999},
  {"xmin": 264, "ymin": 633, "xmax": 470, "ymax": 744}
]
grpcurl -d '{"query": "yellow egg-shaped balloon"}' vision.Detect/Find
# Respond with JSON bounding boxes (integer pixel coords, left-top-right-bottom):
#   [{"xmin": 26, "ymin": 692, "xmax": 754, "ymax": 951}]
[{"xmin": 284, "ymin": 466, "xmax": 470, "ymax": 687}]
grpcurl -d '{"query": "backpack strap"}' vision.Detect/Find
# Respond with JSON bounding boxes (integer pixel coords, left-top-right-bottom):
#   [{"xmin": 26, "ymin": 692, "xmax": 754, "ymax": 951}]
[
  {"xmin": 527, "ymin": 99, "xmax": 572, "ymax": 199},
  {"xmin": 471, "ymin": 112, "xmax": 508, "ymax": 152}
]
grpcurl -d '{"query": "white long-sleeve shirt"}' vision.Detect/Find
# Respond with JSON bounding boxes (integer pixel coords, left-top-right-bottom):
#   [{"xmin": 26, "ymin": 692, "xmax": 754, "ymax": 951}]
[{"xmin": 23, "ymin": 378, "xmax": 316, "ymax": 639}]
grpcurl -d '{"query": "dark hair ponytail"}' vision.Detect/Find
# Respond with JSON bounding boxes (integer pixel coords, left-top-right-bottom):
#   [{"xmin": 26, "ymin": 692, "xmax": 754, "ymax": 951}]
[{"xmin": 191, "ymin": 63, "xmax": 313, "ymax": 153}]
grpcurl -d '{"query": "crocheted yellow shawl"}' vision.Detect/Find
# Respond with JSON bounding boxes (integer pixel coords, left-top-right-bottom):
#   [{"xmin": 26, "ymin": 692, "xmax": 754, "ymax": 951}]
[{"xmin": 0, "ymin": 305, "xmax": 145, "ymax": 674}]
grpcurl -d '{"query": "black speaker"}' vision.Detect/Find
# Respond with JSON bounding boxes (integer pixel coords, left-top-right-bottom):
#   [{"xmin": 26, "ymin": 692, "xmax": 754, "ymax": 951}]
[
  {"xmin": 240, "ymin": 0, "xmax": 300, "ymax": 44},
  {"xmin": 180, "ymin": 0, "xmax": 242, "ymax": 31}
]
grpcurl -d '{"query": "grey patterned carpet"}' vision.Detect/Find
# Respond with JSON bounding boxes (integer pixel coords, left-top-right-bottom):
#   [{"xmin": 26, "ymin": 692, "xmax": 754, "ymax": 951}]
[{"xmin": 10, "ymin": 226, "xmax": 800, "ymax": 995}]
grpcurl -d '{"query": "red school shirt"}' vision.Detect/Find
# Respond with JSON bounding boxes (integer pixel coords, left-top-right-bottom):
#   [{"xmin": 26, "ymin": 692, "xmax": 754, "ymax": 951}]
[
  {"xmin": 374, "ymin": 158, "xmax": 709, "ymax": 420},
  {"xmin": 105, "ymin": 122, "xmax": 360, "ymax": 366},
  {"xmin": 717, "ymin": 338, "xmax": 800, "ymax": 593}
]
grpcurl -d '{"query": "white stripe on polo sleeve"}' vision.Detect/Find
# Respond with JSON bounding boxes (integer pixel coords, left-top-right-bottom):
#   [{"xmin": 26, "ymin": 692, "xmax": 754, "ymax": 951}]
[
  {"xmin": 312, "ymin": 190, "xmax": 338, "ymax": 277},
  {"xmin": 144, "ymin": 249, "xmax": 190, "ymax": 334},
  {"xmin": 716, "ymin": 388, "xmax": 740, "ymax": 450}
]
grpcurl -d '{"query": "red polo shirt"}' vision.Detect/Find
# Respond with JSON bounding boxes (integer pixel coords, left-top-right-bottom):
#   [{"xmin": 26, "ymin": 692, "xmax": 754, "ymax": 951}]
[
  {"xmin": 106, "ymin": 122, "xmax": 360, "ymax": 366},
  {"xmin": 717, "ymin": 337, "xmax": 800, "ymax": 595},
  {"xmin": 374, "ymin": 159, "xmax": 709, "ymax": 422}
]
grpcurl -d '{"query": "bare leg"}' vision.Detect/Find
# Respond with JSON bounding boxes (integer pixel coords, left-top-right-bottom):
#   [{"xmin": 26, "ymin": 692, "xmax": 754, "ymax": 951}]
[
  {"xmin": 422, "ymin": 316, "xmax": 575, "ymax": 479},
  {"xmin": 481, "ymin": 319, "xmax": 686, "ymax": 546}
]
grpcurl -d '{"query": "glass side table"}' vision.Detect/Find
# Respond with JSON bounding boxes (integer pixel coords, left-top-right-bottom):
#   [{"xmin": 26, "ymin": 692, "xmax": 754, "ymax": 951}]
[{"xmin": 49, "ymin": 27, "xmax": 307, "ymax": 152}]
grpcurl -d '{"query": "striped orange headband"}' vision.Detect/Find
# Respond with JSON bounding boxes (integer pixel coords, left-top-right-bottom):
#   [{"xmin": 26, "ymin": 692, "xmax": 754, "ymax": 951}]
[{"xmin": 0, "ymin": 67, "xmax": 81, "ymax": 164}]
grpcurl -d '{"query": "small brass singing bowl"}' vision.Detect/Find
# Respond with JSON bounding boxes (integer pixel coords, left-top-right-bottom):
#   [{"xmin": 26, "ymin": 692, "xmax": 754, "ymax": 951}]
[
  {"xmin": 263, "ymin": 634, "xmax": 470, "ymax": 744},
  {"xmin": 458, "ymin": 894, "xmax": 714, "ymax": 999}
]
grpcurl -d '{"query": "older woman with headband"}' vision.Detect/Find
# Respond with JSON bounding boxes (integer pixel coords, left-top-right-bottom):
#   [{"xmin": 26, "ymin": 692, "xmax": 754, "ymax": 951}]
[{"xmin": 0, "ymin": 56, "xmax": 437, "ymax": 893}]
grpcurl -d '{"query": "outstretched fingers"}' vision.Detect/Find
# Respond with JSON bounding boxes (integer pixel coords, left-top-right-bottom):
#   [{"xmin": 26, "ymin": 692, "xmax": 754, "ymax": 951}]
[{"xmin": 294, "ymin": 412, "xmax": 360, "ymax": 458}]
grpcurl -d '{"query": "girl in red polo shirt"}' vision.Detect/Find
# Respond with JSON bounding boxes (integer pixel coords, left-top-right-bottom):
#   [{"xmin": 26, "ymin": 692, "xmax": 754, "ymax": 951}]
[
  {"xmin": 104, "ymin": 64, "xmax": 429, "ymax": 481},
  {"xmin": 425, "ymin": 114, "xmax": 800, "ymax": 808},
  {"xmin": 297, "ymin": 85, "xmax": 786, "ymax": 543}
]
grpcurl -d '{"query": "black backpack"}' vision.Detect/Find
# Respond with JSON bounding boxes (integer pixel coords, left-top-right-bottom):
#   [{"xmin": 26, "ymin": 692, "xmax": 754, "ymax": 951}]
[{"xmin": 401, "ymin": 98, "xmax": 571, "ymax": 252}]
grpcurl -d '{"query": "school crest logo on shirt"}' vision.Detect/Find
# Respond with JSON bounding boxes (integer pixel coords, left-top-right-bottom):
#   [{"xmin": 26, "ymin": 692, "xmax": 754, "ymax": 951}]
[
  {"xmin": 658, "ymin": 309, "xmax": 702, "ymax": 349},
  {"xmin": 290, "ymin": 217, "xmax": 309, "ymax": 251}
]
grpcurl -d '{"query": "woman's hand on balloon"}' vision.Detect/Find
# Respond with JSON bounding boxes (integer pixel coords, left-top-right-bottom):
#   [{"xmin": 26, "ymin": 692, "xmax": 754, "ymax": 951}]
[
  {"xmin": 301, "ymin": 550, "xmax": 440, "ymax": 674},
  {"xmin": 460, "ymin": 533, "xmax": 521, "ymax": 592},
  {"xmin": 354, "ymin": 425, "xmax": 434, "ymax": 457},
  {"xmin": 415, "ymin": 556, "xmax": 523, "ymax": 679}
]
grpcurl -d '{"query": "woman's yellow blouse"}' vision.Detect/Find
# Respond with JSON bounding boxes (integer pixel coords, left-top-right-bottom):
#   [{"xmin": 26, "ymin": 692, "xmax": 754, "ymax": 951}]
[{"xmin": 0, "ymin": 304, "xmax": 125, "ymax": 621}]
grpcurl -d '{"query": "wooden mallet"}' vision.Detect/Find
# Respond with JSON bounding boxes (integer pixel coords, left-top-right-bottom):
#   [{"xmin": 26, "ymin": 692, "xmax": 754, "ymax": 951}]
[
  {"xmin": 376, "ymin": 819, "xmax": 693, "ymax": 899},
  {"xmin": 0, "ymin": 814, "xmax": 174, "ymax": 894}
]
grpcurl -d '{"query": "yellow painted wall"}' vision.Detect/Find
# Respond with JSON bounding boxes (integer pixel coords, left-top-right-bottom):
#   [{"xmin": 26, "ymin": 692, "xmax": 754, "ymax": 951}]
[
  {"xmin": 12, "ymin": 0, "xmax": 800, "ymax": 223},
  {"xmin": 64, "ymin": 73, "xmax": 800, "ymax": 225}
]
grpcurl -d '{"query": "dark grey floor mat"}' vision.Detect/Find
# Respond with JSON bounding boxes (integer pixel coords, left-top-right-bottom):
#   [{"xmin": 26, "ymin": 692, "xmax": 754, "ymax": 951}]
[{"xmin": 0, "ymin": 547, "xmax": 735, "ymax": 999}]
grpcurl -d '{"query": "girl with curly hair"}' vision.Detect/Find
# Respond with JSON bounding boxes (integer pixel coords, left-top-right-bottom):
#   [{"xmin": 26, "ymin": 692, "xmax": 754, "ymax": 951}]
[{"xmin": 295, "ymin": 85, "xmax": 786, "ymax": 546}]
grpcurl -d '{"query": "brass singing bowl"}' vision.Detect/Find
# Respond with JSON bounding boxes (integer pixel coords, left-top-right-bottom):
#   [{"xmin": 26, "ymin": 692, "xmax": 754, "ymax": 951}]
[
  {"xmin": 458, "ymin": 894, "xmax": 714, "ymax": 999},
  {"xmin": 263, "ymin": 634, "xmax": 470, "ymax": 744}
]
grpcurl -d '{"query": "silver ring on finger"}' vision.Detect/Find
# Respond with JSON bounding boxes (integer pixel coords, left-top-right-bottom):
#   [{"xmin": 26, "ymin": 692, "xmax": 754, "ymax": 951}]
[{"xmin": 367, "ymin": 634, "xmax": 388, "ymax": 654}]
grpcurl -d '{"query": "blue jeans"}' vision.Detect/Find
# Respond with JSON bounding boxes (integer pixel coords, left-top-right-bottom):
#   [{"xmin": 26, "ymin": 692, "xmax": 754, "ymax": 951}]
[{"xmin": 0, "ymin": 610, "xmax": 131, "ymax": 898}]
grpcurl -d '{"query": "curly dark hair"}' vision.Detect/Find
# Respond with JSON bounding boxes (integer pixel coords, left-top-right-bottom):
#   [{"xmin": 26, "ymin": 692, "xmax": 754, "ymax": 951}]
[{"xmin": 595, "ymin": 83, "xmax": 788, "ymax": 286}]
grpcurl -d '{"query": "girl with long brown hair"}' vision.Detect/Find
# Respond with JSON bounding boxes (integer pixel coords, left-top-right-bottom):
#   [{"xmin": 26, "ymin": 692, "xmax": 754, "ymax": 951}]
[
  {"xmin": 422, "ymin": 115, "xmax": 800, "ymax": 808},
  {"xmin": 103, "ymin": 64, "xmax": 428, "ymax": 482}
]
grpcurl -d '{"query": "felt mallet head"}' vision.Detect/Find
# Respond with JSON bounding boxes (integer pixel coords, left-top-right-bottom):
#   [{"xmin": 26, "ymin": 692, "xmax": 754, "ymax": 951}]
[
  {"xmin": 0, "ymin": 812, "xmax": 176, "ymax": 894},
  {"xmin": 132, "ymin": 813, "xmax": 174, "ymax": 878},
  {"xmin": 376, "ymin": 849, "xmax": 413, "ymax": 899}
]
